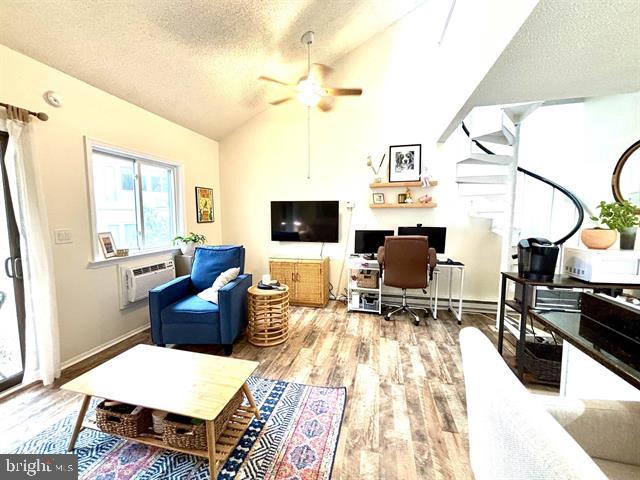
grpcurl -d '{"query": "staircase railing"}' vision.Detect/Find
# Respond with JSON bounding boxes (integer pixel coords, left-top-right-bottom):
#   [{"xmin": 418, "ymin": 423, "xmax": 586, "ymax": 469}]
[{"xmin": 461, "ymin": 121, "xmax": 584, "ymax": 247}]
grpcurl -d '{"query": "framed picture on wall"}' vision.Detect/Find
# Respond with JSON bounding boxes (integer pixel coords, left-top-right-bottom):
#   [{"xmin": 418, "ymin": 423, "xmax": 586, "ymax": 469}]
[
  {"xmin": 97, "ymin": 232, "xmax": 117, "ymax": 258},
  {"xmin": 389, "ymin": 144, "xmax": 421, "ymax": 182},
  {"xmin": 195, "ymin": 187, "xmax": 214, "ymax": 223},
  {"xmin": 372, "ymin": 193, "xmax": 385, "ymax": 204}
]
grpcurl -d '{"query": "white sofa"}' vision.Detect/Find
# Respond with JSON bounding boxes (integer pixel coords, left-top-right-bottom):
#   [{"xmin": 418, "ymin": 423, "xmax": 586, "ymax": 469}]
[{"xmin": 459, "ymin": 327, "xmax": 640, "ymax": 480}]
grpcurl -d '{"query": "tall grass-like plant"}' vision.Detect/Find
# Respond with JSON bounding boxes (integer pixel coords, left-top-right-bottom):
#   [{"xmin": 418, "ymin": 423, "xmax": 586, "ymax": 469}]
[{"xmin": 590, "ymin": 200, "xmax": 639, "ymax": 232}]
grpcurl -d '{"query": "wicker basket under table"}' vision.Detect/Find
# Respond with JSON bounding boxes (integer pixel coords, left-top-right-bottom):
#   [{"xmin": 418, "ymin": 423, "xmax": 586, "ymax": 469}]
[
  {"xmin": 95, "ymin": 401, "xmax": 152, "ymax": 437},
  {"xmin": 162, "ymin": 389, "xmax": 244, "ymax": 450},
  {"xmin": 247, "ymin": 285, "xmax": 290, "ymax": 347},
  {"xmin": 523, "ymin": 341, "xmax": 562, "ymax": 384}
]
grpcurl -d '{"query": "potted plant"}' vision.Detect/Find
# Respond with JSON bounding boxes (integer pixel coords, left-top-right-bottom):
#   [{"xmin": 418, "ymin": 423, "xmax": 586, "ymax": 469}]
[
  {"xmin": 173, "ymin": 232, "xmax": 207, "ymax": 256},
  {"xmin": 584, "ymin": 200, "xmax": 639, "ymax": 250}
]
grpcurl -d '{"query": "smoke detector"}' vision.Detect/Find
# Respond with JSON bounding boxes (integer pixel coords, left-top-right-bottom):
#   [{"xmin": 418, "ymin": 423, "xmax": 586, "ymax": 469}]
[{"xmin": 43, "ymin": 91, "xmax": 63, "ymax": 108}]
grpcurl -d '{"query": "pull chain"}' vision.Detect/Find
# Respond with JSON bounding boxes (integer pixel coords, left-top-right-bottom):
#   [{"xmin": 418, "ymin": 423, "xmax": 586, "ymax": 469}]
[{"xmin": 307, "ymin": 106, "xmax": 311, "ymax": 180}]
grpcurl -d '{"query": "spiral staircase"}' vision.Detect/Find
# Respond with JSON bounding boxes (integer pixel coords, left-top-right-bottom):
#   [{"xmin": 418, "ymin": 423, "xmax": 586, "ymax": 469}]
[{"xmin": 456, "ymin": 101, "xmax": 585, "ymax": 274}]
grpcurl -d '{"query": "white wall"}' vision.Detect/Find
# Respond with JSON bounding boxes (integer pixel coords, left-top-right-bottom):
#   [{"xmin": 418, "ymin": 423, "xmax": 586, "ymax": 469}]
[
  {"xmin": 219, "ymin": 0, "xmax": 539, "ymax": 303},
  {"xmin": 0, "ymin": 45, "xmax": 222, "ymax": 363},
  {"xmin": 477, "ymin": 92, "xmax": 640, "ymax": 249},
  {"xmin": 519, "ymin": 93, "xmax": 640, "ymax": 213}
]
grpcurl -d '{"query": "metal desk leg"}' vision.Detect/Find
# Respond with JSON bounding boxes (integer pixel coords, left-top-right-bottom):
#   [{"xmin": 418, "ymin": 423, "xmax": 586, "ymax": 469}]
[
  {"xmin": 448, "ymin": 269, "xmax": 453, "ymax": 310},
  {"xmin": 456, "ymin": 268, "xmax": 464, "ymax": 325},
  {"xmin": 517, "ymin": 284, "xmax": 529, "ymax": 380},
  {"xmin": 433, "ymin": 271, "xmax": 439, "ymax": 319},
  {"xmin": 428, "ymin": 272, "xmax": 434, "ymax": 316},
  {"xmin": 497, "ymin": 275, "xmax": 507, "ymax": 355}
]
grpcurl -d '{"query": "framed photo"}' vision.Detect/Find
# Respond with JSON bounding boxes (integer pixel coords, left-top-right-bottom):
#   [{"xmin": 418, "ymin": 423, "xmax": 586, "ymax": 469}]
[
  {"xmin": 372, "ymin": 193, "xmax": 385, "ymax": 204},
  {"xmin": 97, "ymin": 232, "xmax": 117, "ymax": 258},
  {"xmin": 195, "ymin": 186, "xmax": 214, "ymax": 223},
  {"xmin": 389, "ymin": 144, "xmax": 421, "ymax": 182}
]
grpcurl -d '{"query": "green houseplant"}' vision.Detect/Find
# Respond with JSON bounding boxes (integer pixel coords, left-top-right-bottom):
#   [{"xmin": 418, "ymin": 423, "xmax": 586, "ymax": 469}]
[
  {"xmin": 588, "ymin": 200, "xmax": 639, "ymax": 250},
  {"xmin": 173, "ymin": 232, "xmax": 207, "ymax": 255}
]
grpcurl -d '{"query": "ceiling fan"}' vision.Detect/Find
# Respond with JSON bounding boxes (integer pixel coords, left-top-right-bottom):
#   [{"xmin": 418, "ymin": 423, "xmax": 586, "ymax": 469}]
[{"xmin": 259, "ymin": 31, "xmax": 363, "ymax": 111}]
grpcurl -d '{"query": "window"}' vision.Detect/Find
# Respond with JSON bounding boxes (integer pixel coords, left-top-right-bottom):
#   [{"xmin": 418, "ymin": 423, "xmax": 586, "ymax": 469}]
[
  {"xmin": 120, "ymin": 167, "xmax": 134, "ymax": 191},
  {"xmin": 88, "ymin": 142, "xmax": 180, "ymax": 257}
]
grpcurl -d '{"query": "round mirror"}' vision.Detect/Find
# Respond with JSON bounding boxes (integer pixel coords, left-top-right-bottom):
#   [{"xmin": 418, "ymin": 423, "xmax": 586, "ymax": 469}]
[{"xmin": 612, "ymin": 139, "xmax": 640, "ymax": 214}]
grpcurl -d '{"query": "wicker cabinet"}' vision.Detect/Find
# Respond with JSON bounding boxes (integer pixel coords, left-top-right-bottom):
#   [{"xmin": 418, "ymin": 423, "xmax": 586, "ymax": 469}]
[{"xmin": 269, "ymin": 257, "xmax": 329, "ymax": 307}]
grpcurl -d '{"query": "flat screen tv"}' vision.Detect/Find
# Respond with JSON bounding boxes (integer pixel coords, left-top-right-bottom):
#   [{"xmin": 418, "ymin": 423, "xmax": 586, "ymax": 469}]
[{"xmin": 271, "ymin": 201, "xmax": 339, "ymax": 243}]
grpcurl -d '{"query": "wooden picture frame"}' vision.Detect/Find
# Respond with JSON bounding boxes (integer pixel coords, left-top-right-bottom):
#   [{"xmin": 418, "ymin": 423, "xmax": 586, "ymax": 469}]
[
  {"xmin": 388, "ymin": 144, "xmax": 422, "ymax": 182},
  {"xmin": 195, "ymin": 186, "xmax": 214, "ymax": 223},
  {"xmin": 372, "ymin": 193, "xmax": 385, "ymax": 204},
  {"xmin": 98, "ymin": 232, "xmax": 117, "ymax": 258},
  {"xmin": 612, "ymin": 139, "xmax": 640, "ymax": 214}
]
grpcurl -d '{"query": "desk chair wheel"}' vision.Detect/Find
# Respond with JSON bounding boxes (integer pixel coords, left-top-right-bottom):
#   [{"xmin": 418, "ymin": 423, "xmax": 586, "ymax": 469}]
[
  {"xmin": 413, "ymin": 318, "xmax": 420, "ymax": 326},
  {"xmin": 384, "ymin": 314, "xmax": 392, "ymax": 321}
]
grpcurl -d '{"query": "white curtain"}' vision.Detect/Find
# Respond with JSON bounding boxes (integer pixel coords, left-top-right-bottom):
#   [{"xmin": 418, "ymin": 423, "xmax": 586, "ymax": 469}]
[{"xmin": 4, "ymin": 118, "xmax": 60, "ymax": 386}]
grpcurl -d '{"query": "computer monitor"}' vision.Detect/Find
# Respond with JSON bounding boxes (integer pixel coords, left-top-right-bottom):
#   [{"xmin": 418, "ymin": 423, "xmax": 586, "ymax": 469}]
[
  {"xmin": 398, "ymin": 226, "xmax": 447, "ymax": 254},
  {"xmin": 354, "ymin": 229, "xmax": 394, "ymax": 255}
]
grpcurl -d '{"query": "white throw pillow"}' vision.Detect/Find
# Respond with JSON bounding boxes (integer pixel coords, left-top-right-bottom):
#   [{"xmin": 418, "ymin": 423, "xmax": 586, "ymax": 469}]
[{"xmin": 197, "ymin": 267, "xmax": 240, "ymax": 304}]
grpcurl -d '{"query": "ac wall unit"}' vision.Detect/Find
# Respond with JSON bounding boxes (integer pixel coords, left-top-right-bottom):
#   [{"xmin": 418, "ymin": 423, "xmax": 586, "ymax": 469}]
[{"xmin": 120, "ymin": 259, "xmax": 175, "ymax": 307}]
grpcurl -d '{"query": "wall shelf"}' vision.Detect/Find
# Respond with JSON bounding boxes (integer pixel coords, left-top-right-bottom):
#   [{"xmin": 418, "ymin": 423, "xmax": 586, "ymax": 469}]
[
  {"xmin": 369, "ymin": 180, "xmax": 438, "ymax": 188},
  {"xmin": 369, "ymin": 202, "xmax": 437, "ymax": 209}
]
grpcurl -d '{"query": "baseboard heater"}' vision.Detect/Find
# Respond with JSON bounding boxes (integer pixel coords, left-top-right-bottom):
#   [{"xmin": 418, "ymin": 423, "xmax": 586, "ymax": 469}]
[{"xmin": 380, "ymin": 294, "xmax": 497, "ymax": 314}]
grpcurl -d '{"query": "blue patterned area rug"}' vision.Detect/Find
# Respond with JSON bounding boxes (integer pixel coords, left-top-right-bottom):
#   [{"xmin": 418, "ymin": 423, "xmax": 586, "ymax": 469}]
[{"xmin": 14, "ymin": 377, "xmax": 346, "ymax": 479}]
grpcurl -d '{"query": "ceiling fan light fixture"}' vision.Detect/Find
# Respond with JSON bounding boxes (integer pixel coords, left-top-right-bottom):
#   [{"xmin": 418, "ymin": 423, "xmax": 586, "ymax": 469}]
[{"xmin": 295, "ymin": 78, "xmax": 323, "ymax": 106}]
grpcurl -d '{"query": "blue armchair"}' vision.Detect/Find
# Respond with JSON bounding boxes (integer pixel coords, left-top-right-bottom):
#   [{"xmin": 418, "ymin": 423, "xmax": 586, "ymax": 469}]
[{"xmin": 149, "ymin": 245, "xmax": 252, "ymax": 355}]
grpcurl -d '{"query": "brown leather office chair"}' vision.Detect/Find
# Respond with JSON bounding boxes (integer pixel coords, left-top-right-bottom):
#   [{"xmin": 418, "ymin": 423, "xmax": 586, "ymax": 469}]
[{"xmin": 378, "ymin": 235, "xmax": 437, "ymax": 325}]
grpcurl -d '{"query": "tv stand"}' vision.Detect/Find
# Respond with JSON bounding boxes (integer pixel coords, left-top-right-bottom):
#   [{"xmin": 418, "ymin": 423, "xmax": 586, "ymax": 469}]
[{"xmin": 268, "ymin": 257, "xmax": 329, "ymax": 307}]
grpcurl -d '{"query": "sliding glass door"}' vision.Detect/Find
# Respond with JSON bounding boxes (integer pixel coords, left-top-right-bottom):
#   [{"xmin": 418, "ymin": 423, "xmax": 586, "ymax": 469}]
[{"xmin": 0, "ymin": 131, "xmax": 26, "ymax": 392}]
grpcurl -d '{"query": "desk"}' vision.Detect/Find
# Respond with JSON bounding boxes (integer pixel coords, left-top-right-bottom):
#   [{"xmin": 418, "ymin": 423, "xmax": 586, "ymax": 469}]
[
  {"xmin": 497, "ymin": 272, "xmax": 637, "ymax": 380},
  {"xmin": 428, "ymin": 261, "xmax": 465, "ymax": 325},
  {"xmin": 531, "ymin": 310, "xmax": 639, "ymax": 392}
]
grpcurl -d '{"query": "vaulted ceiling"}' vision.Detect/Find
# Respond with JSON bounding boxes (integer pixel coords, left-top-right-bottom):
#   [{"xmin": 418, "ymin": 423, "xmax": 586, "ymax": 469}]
[
  {"xmin": 439, "ymin": 0, "xmax": 640, "ymax": 141},
  {"xmin": 0, "ymin": 0, "xmax": 427, "ymax": 140}
]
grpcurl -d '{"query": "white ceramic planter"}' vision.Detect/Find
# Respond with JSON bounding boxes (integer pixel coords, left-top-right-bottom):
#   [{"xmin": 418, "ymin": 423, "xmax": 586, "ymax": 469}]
[{"xmin": 180, "ymin": 243, "xmax": 196, "ymax": 256}]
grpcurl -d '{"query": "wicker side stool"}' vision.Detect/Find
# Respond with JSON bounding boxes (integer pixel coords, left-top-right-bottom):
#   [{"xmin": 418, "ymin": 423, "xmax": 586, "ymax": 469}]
[{"xmin": 247, "ymin": 285, "xmax": 290, "ymax": 347}]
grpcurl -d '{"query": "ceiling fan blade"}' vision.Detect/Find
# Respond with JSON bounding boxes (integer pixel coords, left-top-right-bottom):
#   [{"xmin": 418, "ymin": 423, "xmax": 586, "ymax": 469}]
[
  {"xmin": 324, "ymin": 87, "xmax": 363, "ymax": 96},
  {"xmin": 258, "ymin": 75, "xmax": 293, "ymax": 86},
  {"xmin": 317, "ymin": 98, "xmax": 333, "ymax": 112},
  {"xmin": 309, "ymin": 63, "xmax": 333, "ymax": 82},
  {"xmin": 269, "ymin": 96, "xmax": 294, "ymax": 105}
]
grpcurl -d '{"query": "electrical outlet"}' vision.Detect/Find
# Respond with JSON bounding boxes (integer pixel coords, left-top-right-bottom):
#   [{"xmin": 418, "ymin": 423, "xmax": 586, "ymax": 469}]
[
  {"xmin": 346, "ymin": 201, "xmax": 355, "ymax": 209},
  {"xmin": 54, "ymin": 228, "xmax": 72, "ymax": 244}
]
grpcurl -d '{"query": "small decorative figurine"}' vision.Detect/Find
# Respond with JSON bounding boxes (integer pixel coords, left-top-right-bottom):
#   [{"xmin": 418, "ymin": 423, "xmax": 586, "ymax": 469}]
[
  {"xmin": 418, "ymin": 194, "xmax": 433, "ymax": 203},
  {"xmin": 404, "ymin": 187, "xmax": 414, "ymax": 203}
]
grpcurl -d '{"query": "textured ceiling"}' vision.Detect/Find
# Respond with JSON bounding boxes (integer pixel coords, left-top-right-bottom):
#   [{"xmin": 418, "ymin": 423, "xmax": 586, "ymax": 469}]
[
  {"xmin": 0, "ymin": 0, "xmax": 426, "ymax": 140},
  {"xmin": 439, "ymin": 0, "xmax": 640, "ymax": 141}
]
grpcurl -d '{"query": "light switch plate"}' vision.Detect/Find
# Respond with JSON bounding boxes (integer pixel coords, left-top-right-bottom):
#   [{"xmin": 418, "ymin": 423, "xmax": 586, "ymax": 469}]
[{"xmin": 54, "ymin": 228, "xmax": 72, "ymax": 244}]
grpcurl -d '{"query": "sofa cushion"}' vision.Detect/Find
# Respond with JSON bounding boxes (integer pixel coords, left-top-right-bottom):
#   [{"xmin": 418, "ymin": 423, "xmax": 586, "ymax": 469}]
[
  {"xmin": 191, "ymin": 245, "xmax": 244, "ymax": 292},
  {"xmin": 161, "ymin": 294, "xmax": 219, "ymax": 325}
]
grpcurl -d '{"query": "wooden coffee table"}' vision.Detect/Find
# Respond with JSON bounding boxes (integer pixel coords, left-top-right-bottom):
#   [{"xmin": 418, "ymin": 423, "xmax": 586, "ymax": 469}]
[{"xmin": 61, "ymin": 344, "xmax": 261, "ymax": 478}]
